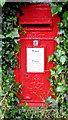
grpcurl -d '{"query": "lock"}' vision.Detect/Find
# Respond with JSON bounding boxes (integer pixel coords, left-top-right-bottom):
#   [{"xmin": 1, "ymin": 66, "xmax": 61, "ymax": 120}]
[{"xmin": 33, "ymin": 40, "xmax": 38, "ymax": 46}]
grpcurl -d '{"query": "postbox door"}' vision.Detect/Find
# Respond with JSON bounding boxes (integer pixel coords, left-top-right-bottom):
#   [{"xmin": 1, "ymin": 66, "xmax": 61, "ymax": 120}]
[{"xmin": 16, "ymin": 39, "xmax": 55, "ymax": 102}]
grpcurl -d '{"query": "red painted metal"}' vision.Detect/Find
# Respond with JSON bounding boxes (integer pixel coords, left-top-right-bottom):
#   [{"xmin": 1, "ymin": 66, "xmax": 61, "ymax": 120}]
[{"xmin": 15, "ymin": 4, "xmax": 60, "ymax": 107}]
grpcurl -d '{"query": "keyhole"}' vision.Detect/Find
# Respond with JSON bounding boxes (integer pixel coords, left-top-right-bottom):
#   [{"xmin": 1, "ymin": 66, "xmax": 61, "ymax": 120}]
[{"xmin": 26, "ymin": 74, "xmax": 28, "ymax": 77}]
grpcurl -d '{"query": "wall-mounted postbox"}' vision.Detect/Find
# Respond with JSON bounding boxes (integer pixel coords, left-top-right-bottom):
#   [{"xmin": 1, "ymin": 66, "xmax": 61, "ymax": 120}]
[{"xmin": 15, "ymin": 4, "xmax": 60, "ymax": 107}]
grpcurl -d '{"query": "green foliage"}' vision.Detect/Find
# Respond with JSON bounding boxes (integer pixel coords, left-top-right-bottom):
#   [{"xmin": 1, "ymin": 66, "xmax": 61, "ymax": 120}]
[
  {"xmin": 50, "ymin": 3, "xmax": 63, "ymax": 16},
  {"xmin": 47, "ymin": 2, "xmax": 68, "ymax": 118},
  {"xmin": 6, "ymin": 28, "xmax": 20, "ymax": 38},
  {"xmin": 0, "ymin": 0, "xmax": 6, "ymax": 7},
  {"xmin": 1, "ymin": 2, "xmax": 22, "ymax": 120},
  {"xmin": 1, "ymin": 2, "xmax": 68, "ymax": 120}
]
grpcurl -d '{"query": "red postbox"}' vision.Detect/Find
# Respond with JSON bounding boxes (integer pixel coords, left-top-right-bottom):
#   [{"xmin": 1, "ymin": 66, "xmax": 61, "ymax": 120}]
[{"xmin": 14, "ymin": 4, "xmax": 60, "ymax": 107}]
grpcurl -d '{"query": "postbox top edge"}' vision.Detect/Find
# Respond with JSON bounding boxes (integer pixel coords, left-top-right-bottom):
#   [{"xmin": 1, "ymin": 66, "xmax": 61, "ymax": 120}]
[
  {"xmin": 16, "ymin": 4, "xmax": 52, "ymax": 24},
  {"xmin": 20, "ymin": 4, "xmax": 51, "ymax": 12},
  {"xmin": 20, "ymin": 4, "xmax": 50, "ymax": 8}
]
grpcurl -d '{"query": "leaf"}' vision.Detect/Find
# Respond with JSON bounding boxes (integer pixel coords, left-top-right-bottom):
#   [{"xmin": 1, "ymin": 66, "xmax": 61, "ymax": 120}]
[
  {"xmin": 11, "ymin": 28, "xmax": 20, "ymax": 38},
  {"xmin": 9, "ymin": 92, "xmax": 14, "ymax": 97},
  {"xmin": 51, "ymin": 4, "xmax": 58, "ymax": 16},
  {"xmin": 18, "ymin": 25, "xmax": 22, "ymax": 30},
  {"xmin": 24, "ymin": 102, "xmax": 28, "ymax": 106},
  {"xmin": 51, "ymin": 4, "xmax": 62, "ymax": 16},
  {"xmin": 58, "ymin": 82, "xmax": 64, "ymax": 85},
  {"xmin": 0, "ymin": 0, "xmax": 6, "ymax": 7},
  {"xmin": 47, "ymin": 96, "xmax": 55, "ymax": 103},
  {"xmin": 58, "ymin": 29, "xmax": 64, "ymax": 35},
  {"xmin": 13, "ymin": 17, "xmax": 17, "ymax": 21},
  {"xmin": 48, "ymin": 56, "xmax": 52, "ymax": 62},
  {"xmin": 14, "ymin": 39, "xmax": 20, "ymax": 43},
  {"xmin": 63, "ymin": 11, "xmax": 68, "ymax": 20},
  {"xmin": 47, "ymin": 77, "xmax": 52, "ymax": 81},
  {"xmin": 22, "ymin": 31, "xmax": 27, "ymax": 35},
  {"xmin": 0, "ymin": 17, "xmax": 2, "ymax": 23},
  {"xmin": 64, "ymin": 39, "xmax": 68, "ymax": 50},
  {"xmin": 6, "ymin": 28, "xmax": 20, "ymax": 39},
  {"xmin": 54, "ymin": 37, "xmax": 63, "ymax": 44},
  {"xmin": 50, "ymin": 69, "xmax": 55, "ymax": 75},
  {"xmin": 63, "ymin": 20, "xmax": 68, "ymax": 28},
  {"xmin": 55, "ymin": 45, "xmax": 61, "ymax": 50},
  {"xmin": 55, "ymin": 49, "xmax": 65, "ymax": 58},
  {"xmin": 48, "ymin": 55, "xmax": 54, "ymax": 62},
  {"xmin": 60, "ymin": 56, "xmax": 66, "ymax": 65},
  {"xmin": 0, "ymin": 34, "xmax": 5, "ymax": 39},
  {"xmin": 56, "ymin": 86, "xmax": 65, "ymax": 93},
  {"xmin": 10, "ymin": 108, "xmax": 17, "ymax": 116}
]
